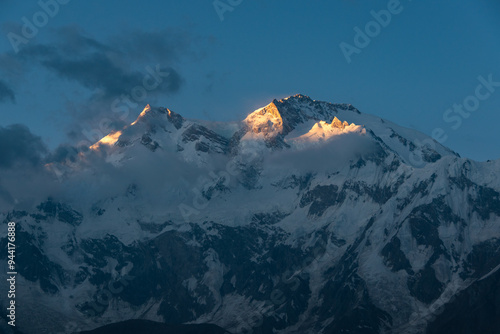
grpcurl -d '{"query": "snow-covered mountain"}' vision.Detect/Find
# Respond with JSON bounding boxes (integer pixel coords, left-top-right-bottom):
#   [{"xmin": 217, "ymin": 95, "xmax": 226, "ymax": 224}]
[{"xmin": 1, "ymin": 94, "xmax": 500, "ymax": 334}]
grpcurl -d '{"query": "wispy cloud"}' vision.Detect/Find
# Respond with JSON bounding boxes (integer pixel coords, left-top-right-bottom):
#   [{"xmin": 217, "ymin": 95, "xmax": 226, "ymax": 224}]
[
  {"xmin": 264, "ymin": 133, "xmax": 380, "ymax": 174},
  {"xmin": 0, "ymin": 124, "xmax": 47, "ymax": 168},
  {"xmin": 0, "ymin": 25, "xmax": 202, "ymax": 142},
  {"xmin": 16, "ymin": 27, "xmax": 185, "ymax": 100},
  {"xmin": 0, "ymin": 124, "xmax": 52, "ymax": 207},
  {"xmin": 0, "ymin": 79, "xmax": 15, "ymax": 103}
]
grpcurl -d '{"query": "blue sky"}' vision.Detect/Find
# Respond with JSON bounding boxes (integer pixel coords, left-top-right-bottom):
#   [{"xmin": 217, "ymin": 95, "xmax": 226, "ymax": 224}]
[{"xmin": 0, "ymin": 0, "xmax": 499, "ymax": 160}]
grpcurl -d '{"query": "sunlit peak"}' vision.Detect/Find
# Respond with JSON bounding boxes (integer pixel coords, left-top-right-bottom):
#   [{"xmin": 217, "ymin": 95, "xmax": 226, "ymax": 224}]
[
  {"xmin": 89, "ymin": 130, "xmax": 123, "ymax": 150},
  {"xmin": 131, "ymin": 104, "xmax": 152, "ymax": 125}
]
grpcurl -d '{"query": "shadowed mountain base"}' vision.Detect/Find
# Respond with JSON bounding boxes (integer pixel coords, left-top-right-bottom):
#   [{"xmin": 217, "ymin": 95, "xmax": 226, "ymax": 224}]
[{"xmin": 78, "ymin": 320, "xmax": 230, "ymax": 334}]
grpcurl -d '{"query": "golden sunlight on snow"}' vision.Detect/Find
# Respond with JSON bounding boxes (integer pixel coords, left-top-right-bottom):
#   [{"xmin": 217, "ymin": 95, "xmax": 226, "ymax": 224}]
[
  {"xmin": 89, "ymin": 130, "xmax": 123, "ymax": 150},
  {"xmin": 244, "ymin": 102, "xmax": 284, "ymax": 136},
  {"xmin": 296, "ymin": 117, "xmax": 364, "ymax": 142},
  {"xmin": 131, "ymin": 104, "xmax": 152, "ymax": 125}
]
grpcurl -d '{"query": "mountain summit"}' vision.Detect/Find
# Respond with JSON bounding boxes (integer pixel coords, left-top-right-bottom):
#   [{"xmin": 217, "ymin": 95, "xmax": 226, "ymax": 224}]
[{"xmin": 88, "ymin": 94, "xmax": 455, "ymax": 168}]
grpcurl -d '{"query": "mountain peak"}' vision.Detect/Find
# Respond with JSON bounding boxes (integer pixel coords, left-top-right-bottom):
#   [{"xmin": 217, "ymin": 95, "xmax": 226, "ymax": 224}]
[
  {"xmin": 129, "ymin": 105, "xmax": 184, "ymax": 129},
  {"xmin": 131, "ymin": 104, "xmax": 152, "ymax": 125},
  {"xmin": 282, "ymin": 93, "xmax": 312, "ymax": 102},
  {"xmin": 244, "ymin": 101, "xmax": 284, "ymax": 137},
  {"xmin": 240, "ymin": 95, "xmax": 366, "ymax": 146},
  {"xmin": 293, "ymin": 117, "xmax": 364, "ymax": 142},
  {"xmin": 89, "ymin": 130, "xmax": 123, "ymax": 150},
  {"xmin": 331, "ymin": 116, "xmax": 343, "ymax": 128},
  {"xmin": 330, "ymin": 116, "xmax": 351, "ymax": 129}
]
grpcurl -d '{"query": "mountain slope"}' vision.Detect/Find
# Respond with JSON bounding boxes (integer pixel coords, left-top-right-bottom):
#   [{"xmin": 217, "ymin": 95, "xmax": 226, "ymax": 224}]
[{"xmin": 1, "ymin": 94, "xmax": 499, "ymax": 334}]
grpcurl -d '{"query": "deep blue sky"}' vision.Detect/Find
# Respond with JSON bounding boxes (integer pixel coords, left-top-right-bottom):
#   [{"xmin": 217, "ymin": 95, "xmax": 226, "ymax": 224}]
[{"xmin": 0, "ymin": 0, "xmax": 499, "ymax": 161}]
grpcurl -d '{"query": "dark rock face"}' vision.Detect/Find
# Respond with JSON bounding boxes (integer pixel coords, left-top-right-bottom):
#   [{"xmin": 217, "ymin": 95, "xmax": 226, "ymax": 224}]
[
  {"xmin": 390, "ymin": 129, "xmax": 417, "ymax": 151},
  {"xmin": 342, "ymin": 180, "xmax": 397, "ymax": 205},
  {"xmin": 408, "ymin": 265, "xmax": 445, "ymax": 304},
  {"xmin": 299, "ymin": 178, "xmax": 401, "ymax": 218},
  {"xmin": 450, "ymin": 174, "xmax": 500, "ymax": 220},
  {"xmin": 315, "ymin": 217, "xmax": 392, "ymax": 334},
  {"xmin": 397, "ymin": 173, "xmax": 436, "ymax": 210},
  {"xmin": 381, "ymin": 236, "xmax": 413, "ymax": 274},
  {"xmin": 140, "ymin": 134, "xmax": 160, "ymax": 151},
  {"xmin": 69, "ymin": 222, "xmax": 317, "ymax": 331},
  {"xmin": 464, "ymin": 239, "xmax": 500, "ymax": 278},
  {"xmin": 399, "ymin": 198, "xmax": 459, "ymax": 304},
  {"xmin": 300, "ymin": 184, "xmax": 343, "ymax": 217},
  {"xmin": 422, "ymin": 147, "xmax": 442, "ymax": 163},
  {"xmin": 37, "ymin": 198, "xmax": 83, "ymax": 226},
  {"xmin": 78, "ymin": 320, "xmax": 230, "ymax": 334},
  {"xmin": 0, "ymin": 224, "xmax": 65, "ymax": 294},
  {"xmin": 182, "ymin": 124, "xmax": 230, "ymax": 154},
  {"xmin": 426, "ymin": 269, "xmax": 500, "ymax": 334},
  {"xmin": 164, "ymin": 108, "xmax": 184, "ymax": 129}
]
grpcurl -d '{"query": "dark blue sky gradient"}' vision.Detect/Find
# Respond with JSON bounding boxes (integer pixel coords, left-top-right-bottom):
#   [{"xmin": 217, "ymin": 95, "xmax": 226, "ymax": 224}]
[{"xmin": 0, "ymin": 0, "xmax": 499, "ymax": 160}]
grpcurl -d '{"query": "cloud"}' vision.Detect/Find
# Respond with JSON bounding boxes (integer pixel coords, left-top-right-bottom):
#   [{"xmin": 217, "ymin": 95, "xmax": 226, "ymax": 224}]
[
  {"xmin": 0, "ymin": 25, "xmax": 199, "ymax": 144},
  {"xmin": 42, "ymin": 52, "xmax": 158, "ymax": 98},
  {"xmin": 0, "ymin": 124, "xmax": 47, "ymax": 168},
  {"xmin": 0, "ymin": 25, "xmax": 207, "ymax": 209},
  {"xmin": 55, "ymin": 145, "xmax": 205, "ymax": 210},
  {"xmin": 263, "ymin": 133, "xmax": 381, "ymax": 175},
  {"xmin": 114, "ymin": 28, "xmax": 199, "ymax": 64},
  {"xmin": 0, "ymin": 121, "xmax": 206, "ymax": 211},
  {"xmin": 0, "ymin": 124, "xmax": 54, "ymax": 208},
  {"xmin": 50, "ymin": 25, "xmax": 109, "ymax": 55},
  {"xmin": 0, "ymin": 79, "xmax": 15, "ymax": 103},
  {"xmin": 0, "ymin": 140, "xmax": 205, "ymax": 211},
  {"xmin": 18, "ymin": 35, "xmax": 183, "ymax": 100},
  {"xmin": 46, "ymin": 144, "xmax": 81, "ymax": 164}
]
